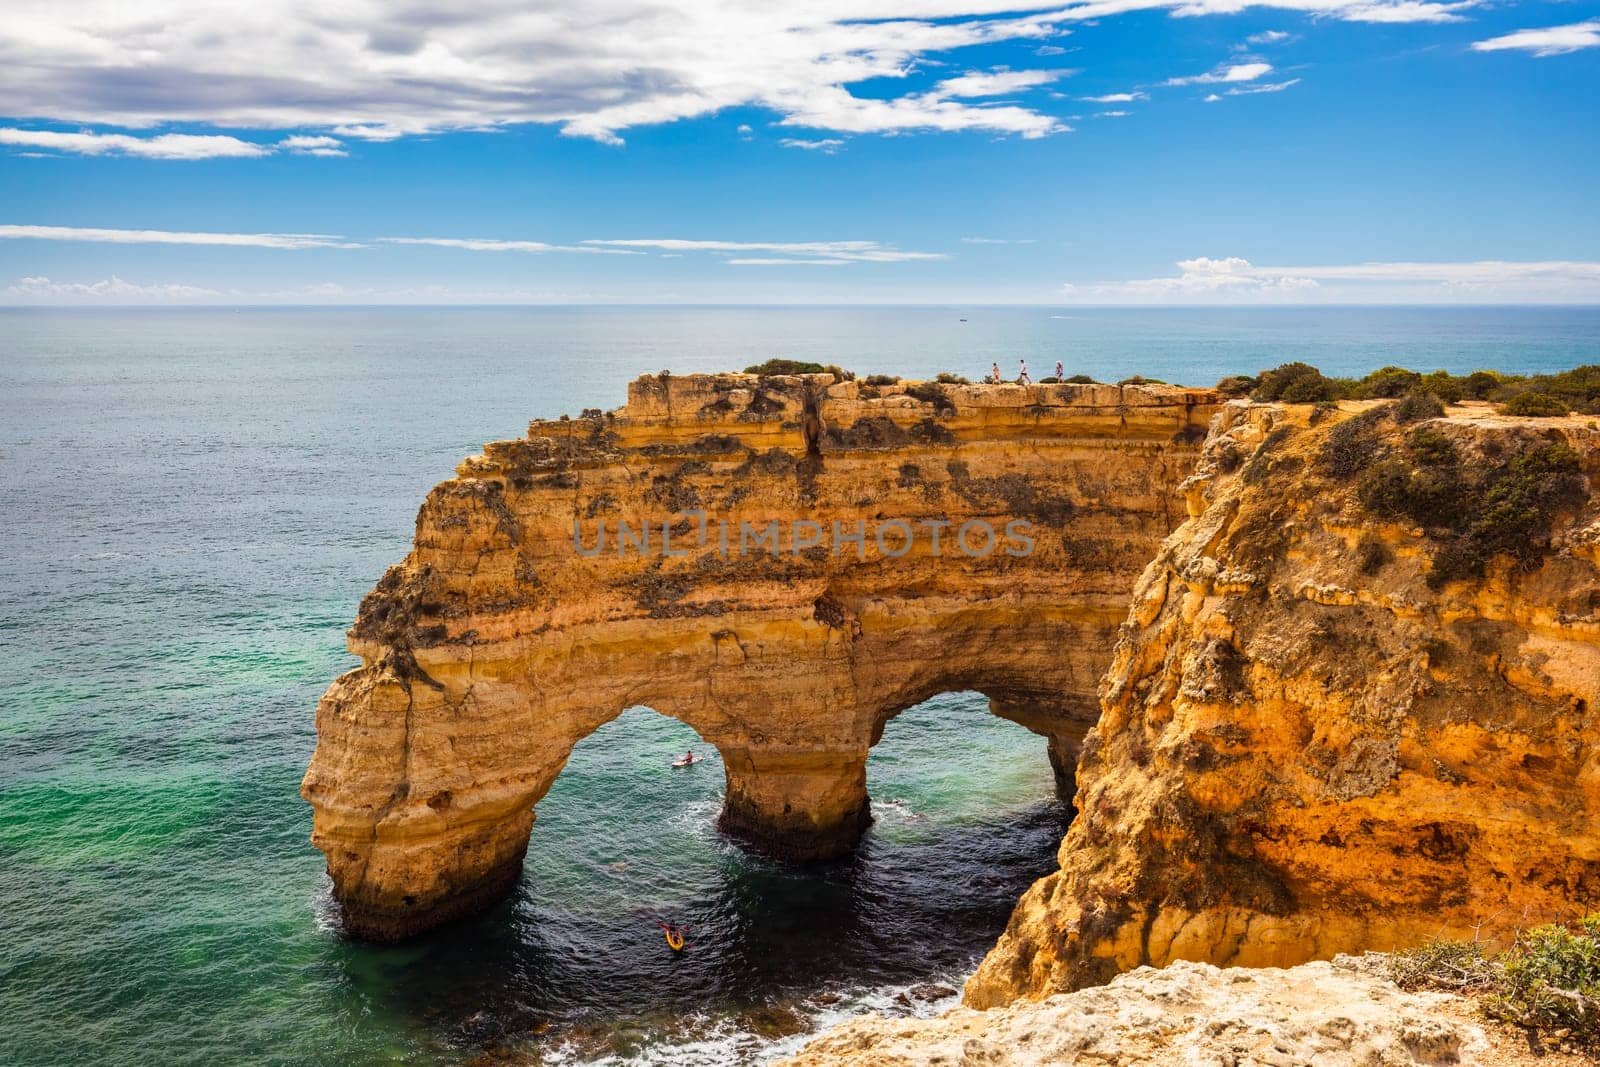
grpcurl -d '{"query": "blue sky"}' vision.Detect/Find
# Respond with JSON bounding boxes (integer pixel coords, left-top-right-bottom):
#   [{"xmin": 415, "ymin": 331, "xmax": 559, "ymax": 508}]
[{"xmin": 1, "ymin": 1, "xmax": 1596, "ymax": 304}]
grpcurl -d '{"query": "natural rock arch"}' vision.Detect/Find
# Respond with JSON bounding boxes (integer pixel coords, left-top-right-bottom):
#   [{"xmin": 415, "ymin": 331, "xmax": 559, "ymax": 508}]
[{"xmin": 302, "ymin": 372, "xmax": 1218, "ymax": 939}]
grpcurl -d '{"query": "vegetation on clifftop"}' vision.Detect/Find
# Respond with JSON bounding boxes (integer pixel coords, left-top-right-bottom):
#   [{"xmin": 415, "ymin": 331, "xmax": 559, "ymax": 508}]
[
  {"xmin": 744, "ymin": 359, "xmax": 854, "ymax": 379},
  {"xmin": 1390, "ymin": 915, "xmax": 1600, "ymax": 1051},
  {"xmin": 1231, "ymin": 362, "xmax": 1600, "ymax": 416},
  {"xmin": 1311, "ymin": 403, "xmax": 1589, "ymax": 586}
]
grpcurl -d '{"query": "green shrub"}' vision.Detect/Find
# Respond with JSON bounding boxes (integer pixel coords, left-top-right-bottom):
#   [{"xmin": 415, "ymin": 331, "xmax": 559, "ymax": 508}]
[
  {"xmin": 1462, "ymin": 371, "xmax": 1502, "ymax": 400},
  {"xmin": 1360, "ymin": 365, "xmax": 1424, "ymax": 399},
  {"xmin": 1254, "ymin": 362, "xmax": 1327, "ymax": 401},
  {"xmin": 743, "ymin": 359, "xmax": 853, "ymax": 379},
  {"xmin": 1407, "ymin": 426, "xmax": 1458, "ymax": 467},
  {"xmin": 1215, "ymin": 374, "xmax": 1257, "ymax": 397},
  {"xmin": 1420, "ymin": 370, "xmax": 1465, "ymax": 403},
  {"xmin": 1065, "ymin": 374, "xmax": 1097, "ymax": 384},
  {"xmin": 1394, "ymin": 391, "xmax": 1446, "ymax": 424},
  {"xmin": 863, "ymin": 374, "xmax": 900, "ymax": 386},
  {"xmin": 1501, "ymin": 392, "xmax": 1570, "ymax": 417},
  {"xmin": 1353, "ymin": 432, "xmax": 1586, "ymax": 587},
  {"xmin": 1488, "ymin": 918, "xmax": 1600, "ymax": 1044},
  {"xmin": 1118, "ymin": 374, "xmax": 1166, "ymax": 386},
  {"xmin": 1037, "ymin": 376, "xmax": 1061, "ymax": 384},
  {"xmin": 935, "ymin": 371, "xmax": 969, "ymax": 384},
  {"xmin": 1319, "ymin": 406, "xmax": 1390, "ymax": 478}
]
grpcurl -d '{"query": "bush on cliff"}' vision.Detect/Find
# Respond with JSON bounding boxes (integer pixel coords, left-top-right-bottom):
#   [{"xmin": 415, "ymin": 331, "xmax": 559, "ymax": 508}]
[
  {"xmin": 1393, "ymin": 390, "xmax": 1446, "ymax": 423},
  {"xmin": 1501, "ymin": 392, "xmax": 1570, "ymax": 417},
  {"xmin": 1359, "ymin": 366, "xmax": 1423, "ymax": 399},
  {"xmin": 1355, "ymin": 427, "xmax": 1587, "ymax": 586},
  {"xmin": 1215, "ymin": 374, "xmax": 1257, "ymax": 397},
  {"xmin": 1253, "ymin": 362, "xmax": 1343, "ymax": 403},
  {"xmin": 1392, "ymin": 916, "xmax": 1600, "ymax": 1050},
  {"xmin": 1319, "ymin": 406, "xmax": 1390, "ymax": 478},
  {"xmin": 744, "ymin": 359, "xmax": 854, "ymax": 379}
]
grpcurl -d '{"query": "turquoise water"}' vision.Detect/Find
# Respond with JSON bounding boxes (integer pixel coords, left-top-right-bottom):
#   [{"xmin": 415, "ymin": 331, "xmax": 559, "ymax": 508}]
[{"xmin": 2, "ymin": 306, "xmax": 1597, "ymax": 1065}]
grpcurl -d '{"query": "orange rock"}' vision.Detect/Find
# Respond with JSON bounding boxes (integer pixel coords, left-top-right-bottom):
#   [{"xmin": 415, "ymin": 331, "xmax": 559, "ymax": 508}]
[{"xmin": 300, "ymin": 373, "xmax": 1217, "ymax": 939}]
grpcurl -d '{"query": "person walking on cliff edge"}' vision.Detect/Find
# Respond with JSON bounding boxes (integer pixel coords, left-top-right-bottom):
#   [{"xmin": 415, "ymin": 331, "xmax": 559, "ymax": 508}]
[
  {"xmin": 990, "ymin": 362, "xmax": 1001, "ymax": 384},
  {"xmin": 1055, "ymin": 360, "xmax": 1064, "ymax": 381},
  {"xmin": 1017, "ymin": 359, "xmax": 1031, "ymax": 385}
]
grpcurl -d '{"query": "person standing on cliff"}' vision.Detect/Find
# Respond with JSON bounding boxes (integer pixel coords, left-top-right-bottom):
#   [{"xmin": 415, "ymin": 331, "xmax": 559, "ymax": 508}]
[
  {"xmin": 990, "ymin": 362, "xmax": 1001, "ymax": 384},
  {"xmin": 1055, "ymin": 360, "xmax": 1064, "ymax": 381},
  {"xmin": 1018, "ymin": 359, "xmax": 1031, "ymax": 385}
]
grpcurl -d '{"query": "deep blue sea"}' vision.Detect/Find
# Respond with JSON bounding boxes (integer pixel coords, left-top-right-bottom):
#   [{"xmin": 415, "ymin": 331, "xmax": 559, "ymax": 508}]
[{"xmin": 2, "ymin": 306, "xmax": 1596, "ymax": 1065}]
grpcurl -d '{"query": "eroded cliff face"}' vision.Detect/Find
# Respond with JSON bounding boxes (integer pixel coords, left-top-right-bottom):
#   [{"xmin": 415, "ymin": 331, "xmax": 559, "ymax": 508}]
[
  {"xmin": 301, "ymin": 372, "xmax": 1216, "ymax": 939},
  {"xmin": 966, "ymin": 399, "xmax": 1600, "ymax": 1007}
]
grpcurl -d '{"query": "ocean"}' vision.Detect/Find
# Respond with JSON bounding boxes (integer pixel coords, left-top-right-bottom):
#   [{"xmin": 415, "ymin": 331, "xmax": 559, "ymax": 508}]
[{"xmin": 2, "ymin": 305, "xmax": 1597, "ymax": 1065}]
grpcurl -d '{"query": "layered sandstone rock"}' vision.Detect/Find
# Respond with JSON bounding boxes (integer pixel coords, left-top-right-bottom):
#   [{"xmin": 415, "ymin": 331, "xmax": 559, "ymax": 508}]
[
  {"xmin": 966, "ymin": 400, "xmax": 1600, "ymax": 1006},
  {"xmin": 301, "ymin": 373, "xmax": 1216, "ymax": 939},
  {"xmin": 783, "ymin": 957, "xmax": 1492, "ymax": 1067}
]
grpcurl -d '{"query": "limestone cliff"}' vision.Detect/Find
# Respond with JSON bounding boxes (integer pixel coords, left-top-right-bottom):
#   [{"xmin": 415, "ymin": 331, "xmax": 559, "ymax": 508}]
[
  {"xmin": 301, "ymin": 373, "xmax": 1216, "ymax": 939},
  {"xmin": 966, "ymin": 399, "xmax": 1600, "ymax": 1006}
]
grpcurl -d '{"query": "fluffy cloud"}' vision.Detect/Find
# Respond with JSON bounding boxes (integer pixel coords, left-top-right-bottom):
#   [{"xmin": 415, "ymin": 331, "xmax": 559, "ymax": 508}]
[
  {"xmin": 1472, "ymin": 20, "xmax": 1600, "ymax": 57},
  {"xmin": 0, "ymin": 127, "xmax": 349, "ymax": 159},
  {"xmin": 0, "ymin": 128, "xmax": 271, "ymax": 159},
  {"xmin": 1065, "ymin": 256, "xmax": 1600, "ymax": 303},
  {"xmin": 0, "ymin": 224, "xmax": 356, "ymax": 248},
  {"xmin": 1081, "ymin": 91, "xmax": 1146, "ymax": 102},
  {"xmin": 0, "ymin": 1, "xmax": 1477, "ymax": 148},
  {"xmin": 932, "ymin": 69, "xmax": 1067, "ymax": 97}
]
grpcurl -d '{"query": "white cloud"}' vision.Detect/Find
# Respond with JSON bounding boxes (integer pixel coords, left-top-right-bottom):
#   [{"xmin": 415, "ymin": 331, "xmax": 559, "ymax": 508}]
[
  {"xmin": 378, "ymin": 237, "xmax": 640, "ymax": 254},
  {"xmin": 0, "ymin": 1, "xmax": 1473, "ymax": 148},
  {"xmin": 1094, "ymin": 109, "xmax": 1131, "ymax": 117},
  {"xmin": 5, "ymin": 275, "xmax": 221, "ymax": 300},
  {"xmin": 1240, "ymin": 30, "xmax": 1292, "ymax": 46},
  {"xmin": 1472, "ymin": 20, "xmax": 1600, "ymax": 57},
  {"xmin": 1166, "ymin": 62, "xmax": 1274, "ymax": 86},
  {"xmin": 0, "ymin": 127, "xmax": 352, "ymax": 159},
  {"xmin": 932, "ymin": 68, "xmax": 1067, "ymax": 98},
  {"xmin": 778, "ymin": 137, "xmax": 846, "ymax": 153},
  {"xmin": 278, "ymin": 135, "xmax": 347, "ymax": 157},
  {"xmin": 1065, "ymin": 256, "xmax": 1600, "ymax": 304},
  {"xmin": 1081, "ymin": 91, "xmax": 1145, "ymax": 102},
  {"xmin": 0, "ymin": 224, "xmax": 356, "ymax": 249},
  {"xmin": 582, "ymin": 238, "xmax": 945, "ymax": 263},
  {"xmin": 1220, "ymin": 78, "xmax": 1302, "ymax": 97},
  {"xmin": 0, "ymin": 127, "xmax": 272, "ymax": 159}
]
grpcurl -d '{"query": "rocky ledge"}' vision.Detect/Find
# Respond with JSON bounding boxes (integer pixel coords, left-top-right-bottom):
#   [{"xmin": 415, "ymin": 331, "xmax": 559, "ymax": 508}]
[{"xmin": 782, "ymin": 957, "xmax": 1500, "ymax": 1067}]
